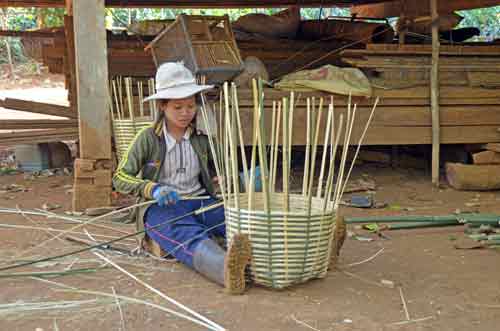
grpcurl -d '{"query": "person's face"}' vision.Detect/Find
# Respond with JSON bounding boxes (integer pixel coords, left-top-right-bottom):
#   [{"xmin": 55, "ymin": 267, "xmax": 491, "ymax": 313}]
[{"xmin": 160, "ymin": 96, "xmax": 197, "ymax": 130}]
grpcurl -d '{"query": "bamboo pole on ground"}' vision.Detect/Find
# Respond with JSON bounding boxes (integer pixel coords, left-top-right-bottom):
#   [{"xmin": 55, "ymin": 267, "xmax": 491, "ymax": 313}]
[{"xmin": 430, "ymin": 0, "xmax": 441, "ymax": 186}]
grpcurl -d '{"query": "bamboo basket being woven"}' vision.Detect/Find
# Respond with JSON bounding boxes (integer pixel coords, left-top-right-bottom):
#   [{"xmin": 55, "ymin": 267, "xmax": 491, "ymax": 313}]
[
  {"xmin": 225, "ymin": 193, "xmax": 336, "ymax": 288},
  {"xmin": 200, "ymin": 80, "xmax": 378, "ymax": 289}
]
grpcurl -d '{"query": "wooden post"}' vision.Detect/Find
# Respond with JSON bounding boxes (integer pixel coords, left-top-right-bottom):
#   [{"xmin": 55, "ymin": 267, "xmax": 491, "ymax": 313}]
[
  {"xmin": 72, "ymin": 0, "xmax": 112, "ymax": 211},
  {"xmin": 430, "ymin": 0, "xmax": 440, "ymax": 186},
  {"xmin": 64, "ymin": 0, "xmax": 76, "ymax": 113}
]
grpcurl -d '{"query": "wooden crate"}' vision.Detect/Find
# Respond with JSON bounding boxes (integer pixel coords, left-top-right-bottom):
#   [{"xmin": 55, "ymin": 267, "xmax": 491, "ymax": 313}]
[{"xmin": 145, "ymin": 14, "xmax": 243, "ymax": 84}]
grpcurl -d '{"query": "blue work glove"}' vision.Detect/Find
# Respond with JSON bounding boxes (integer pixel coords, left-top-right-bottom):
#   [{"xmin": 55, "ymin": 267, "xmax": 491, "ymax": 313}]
[
  {"xmin": 239, "ymin": 166, "xmax": 262, "ymax": 192},
  {"xmin": 152, "ymin": 185, "xmax": 180, "ymax": 207}
]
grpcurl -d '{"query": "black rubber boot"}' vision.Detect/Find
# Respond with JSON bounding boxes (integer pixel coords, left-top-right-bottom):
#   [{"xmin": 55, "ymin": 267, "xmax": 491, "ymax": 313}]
[{"xmin": 193, "ymin": 234, "xmax": 251, "ymax": 294}]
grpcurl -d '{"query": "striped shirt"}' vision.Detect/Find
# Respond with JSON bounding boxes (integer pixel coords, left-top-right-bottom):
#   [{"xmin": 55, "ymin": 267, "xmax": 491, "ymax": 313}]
[{"xmin": 159, "ymin": 123, "xmax": 203, "ymax": 195}]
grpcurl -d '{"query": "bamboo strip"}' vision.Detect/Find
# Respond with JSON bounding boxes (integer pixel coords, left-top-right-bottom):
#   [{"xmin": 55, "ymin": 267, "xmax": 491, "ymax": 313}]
[
  {"xmin": 339, "ymin": 98, "xmax": 380, "ymax": 198},
  {"xmin": 93, "ymin": 252, "xmax": 225, "ymax": 331},
  {"xmin": 271, "ymin": 102, "xmax": 282, "ymax": 193},
  {"xmin": 302, "ymin": 98, "xmax": 312, "ymax": 196},
  {"xmin": 316, "ymin": 103, "xmax": 333, "ymax": 198},
  {"xmin": 269, "ymin": 101, "xmax": 277, "ymax": 192},
  {"xmin": 232, "ymin": 83, "xmax": 249, "ymax": 193}
]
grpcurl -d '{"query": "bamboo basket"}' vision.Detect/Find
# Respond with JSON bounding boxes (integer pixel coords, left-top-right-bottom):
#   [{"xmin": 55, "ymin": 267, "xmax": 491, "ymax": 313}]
[
  {"xmin": 225, "ymin": 193, "xmax": 336, "ymax": 288},
  {"xmin": 201, "ymin": 80, "xmax": 379, "ymax": 289},
  {"xmin": 113, "ymin": 118, "xmax": 153, "ymax": 160}
]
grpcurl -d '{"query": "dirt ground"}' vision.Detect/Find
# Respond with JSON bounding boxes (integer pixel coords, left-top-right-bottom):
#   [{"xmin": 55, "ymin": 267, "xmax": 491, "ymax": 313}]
[
  {"xmin": 1, "ymin": 74, "xmax": 500, "ymax": 330},
  {"xmin": 1, "ymin": 164, "xmax": 500, "ymax": 331}
]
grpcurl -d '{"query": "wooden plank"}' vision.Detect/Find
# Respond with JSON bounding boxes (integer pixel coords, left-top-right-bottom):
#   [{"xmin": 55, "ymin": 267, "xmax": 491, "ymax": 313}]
[
  {"xmin": 446, "ymin": 163, "xmax": 500, "ymax": 191},
  {"xmin": 73, "ymin": 0, "xmax": 111, "ymax": 160},
  {"xmin": 0, "ymin": 119, "xmax": 77, "ymax": 130},
  {"xmin": 239, "ymin": 105, "xmax": 500, "ymax": 127},
  {"xmin": 0, "ymin": 29, "xmax": 64, "ymax": 38},
  {"xmin": 3, "ymin": 0, "xmax": 497, "ymax": 9},
  {"xmin": 237, "ymin": 88, "xmax": 500, "ymax": 104},
  {"xmin": 473, "ymin": 151, "xmax": 500, "ymax": 165},
  {"xmin": 236, "ymin": 106, "xmax": 500, "ymax": 145},
  {"xmin": 482, "ymin": 143, "xmax": 500, "ymax": 153},
  {"xmin": 0, "ymin": 98, "xmax": 76, "ymax": 119},
  {"xmin": 352, "ymin": 0, "xmax": 500, "ymax": 18},
  {"xmin": 350, "ymin": 44, "xmax": 500, "ymax": 55},
  {"xmin": 430, "ymin": 0, "xmax": 440, "ymax": 185},
  {"xmin": 374, "ymin": 86, "xmax": 500, "ymax": 99},
  {"xmin": 0, "ymin": 128, "xmax": 77, "ymax": 139}
]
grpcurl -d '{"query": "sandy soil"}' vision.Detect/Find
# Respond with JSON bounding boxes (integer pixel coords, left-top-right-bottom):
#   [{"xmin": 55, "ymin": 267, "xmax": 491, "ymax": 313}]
[{"xmin": 0, "ymin": 164, "xmax": 499, "ymax": 331}]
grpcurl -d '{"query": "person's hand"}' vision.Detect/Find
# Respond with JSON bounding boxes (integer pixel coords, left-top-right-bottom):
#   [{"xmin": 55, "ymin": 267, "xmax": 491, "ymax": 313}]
[{"xmin": 152, "ymin": 185, "xmax": 179, "ymax": 207}]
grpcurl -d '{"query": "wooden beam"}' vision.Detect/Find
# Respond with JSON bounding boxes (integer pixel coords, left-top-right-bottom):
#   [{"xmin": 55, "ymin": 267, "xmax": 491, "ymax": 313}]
[
  {"xmin": 73, "ymin": 0, "xmax": 111, "ymax": 160},
  {"xmin": 430, "ymin": 0, "xmax": 440, "ymax": 186},
  {"xmin": 352, "ymin": 0, "xmax": 500, "ymax": 18},
  {"xmin": 0, "ymin": 98, "xmax": 76, "ymax": 118},
  {"xmin": 0, "ymin": 0, "xmax": 399, "ymax": 8},
  {"xmin": 0, "ymin": 119, "xmax": 77, "ymax": 129},
  {"xmin": 72, "ymin": 0, "xmax": 111, "ymax": 210}
]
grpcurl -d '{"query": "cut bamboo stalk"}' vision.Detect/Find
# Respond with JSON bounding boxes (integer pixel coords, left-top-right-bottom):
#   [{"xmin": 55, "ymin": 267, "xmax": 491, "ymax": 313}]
[
  {"xmin": 288, "ymin": 91, "xmax": 295, "ymax": 167},
  {"xmin": 232, "ymin": 83, "xmax": 249, "ymax": 192},
  {"xmin": 334, "ymin": 99, "xmax": 356, "ymax": 207},
  {"xmin": 224, "ymin": 83, "xmax": 240, "ymax": 219},
  {"xmin": 269, "ymin": 101, "xmax": 277, "ymax": 192},
  {"xmin": 148, "ymin": 78, "xmax": 156, "ymax": 120},
  {"xmin": 93, "ymin": 252, "xmax": 225, "ymax": 331},
  {"xmin": 302, "ymin": 98, "xmax": 312, "ymax": 196},
  {"xmin": 248, "ymin": 79, "xmax": 260, "ymax": 214},
  {"xmin": 112, "ymin": 80, "xmax": 121, "ymax": 120},
  {"xmin": 307, "ymin": 97, "xmax": 324, "ymax": 204},
  {"xmin": 324, "ymin": 114, "xmax": 344, "ymax": 209},
  {"xmin": 282, "ymin": 96, "xmax": 290, "ymax": 282},
  {"xmin": 339, "ymin": 98, "xmax": 380, "ymax": 198},
  {"xmin": 125, "ymin": 77, "xmax": 134, "ymax": 121},
  {"xmin": 256, "ymin": 79, "xmax": 274, "ymax": 287},
  {"xmin": 200, "ymin": 95, "xmax": 226, "ymax": 204},
  {"xmin": 271, "ymin": 101, "xmax": 282, "ymax": 193},
  {"xmin": 138, "ymin": 81, "xmax": 144, "ymax": 117},
  {"xmin": 117, "ymin": 78, "xmax": 125, "ymax": 118},
  {"xmin": 60, "ymin": 289, "xmax": 220, "ymax": 331},
  {"xmin": 316, "ymin": 103, "xmax": 334, "ymax": 198}
]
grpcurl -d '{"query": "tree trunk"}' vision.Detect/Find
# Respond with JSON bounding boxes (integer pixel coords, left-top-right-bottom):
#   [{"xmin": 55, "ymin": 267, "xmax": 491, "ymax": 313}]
[{"xmin": 0, "ymin": 9, "xmax": 16, "ymax": 79}]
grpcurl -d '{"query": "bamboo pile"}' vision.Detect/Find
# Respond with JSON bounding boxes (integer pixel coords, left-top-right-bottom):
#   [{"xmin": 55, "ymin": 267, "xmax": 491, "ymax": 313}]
[
  {"xmin": 109, "ymin": 77, "xmax": 156, "ymax": 160},
  {"xmin": 199, "ymin": 80, "xmax": 378, "ymax": 288}
]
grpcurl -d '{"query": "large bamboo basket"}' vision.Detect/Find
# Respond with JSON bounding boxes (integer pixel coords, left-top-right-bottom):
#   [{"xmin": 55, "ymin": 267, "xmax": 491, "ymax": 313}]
[
  {"xmin": 225, "ymin": 192, "xmax": 337, "ymax": 288},
  {"xmin": 203, "ymin": 81, "xmax": 378, "ymax": 289}
]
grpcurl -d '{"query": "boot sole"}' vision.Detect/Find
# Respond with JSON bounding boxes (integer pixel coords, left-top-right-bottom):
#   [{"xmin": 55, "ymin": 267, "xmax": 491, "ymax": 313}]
[{"xmin": 224, "ymin": 234, "xmax": 252, "ymax": 295}]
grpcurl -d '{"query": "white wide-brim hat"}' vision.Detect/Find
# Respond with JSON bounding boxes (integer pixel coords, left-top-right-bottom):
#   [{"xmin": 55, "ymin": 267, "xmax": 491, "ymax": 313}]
[{"xmin": 144, "ymin": 62, "xmax": 213, "ymax": 102}]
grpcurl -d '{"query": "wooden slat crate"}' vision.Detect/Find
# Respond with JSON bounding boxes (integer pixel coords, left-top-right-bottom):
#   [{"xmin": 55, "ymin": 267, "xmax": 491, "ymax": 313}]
[{"xmin": 145, "ymin": 14, "xmax": 243, "ymax": 84}]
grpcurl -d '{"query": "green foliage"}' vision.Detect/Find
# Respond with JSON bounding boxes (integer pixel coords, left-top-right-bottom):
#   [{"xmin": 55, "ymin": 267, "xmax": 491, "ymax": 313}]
[
  {"xmin": 0, "ymin": 38, "xmax": 26, "ymax": 64},
  {"xmin": 105, "ymin": 7, "xmax": 351, "ymax": 27},
  {"xmin": 458, "ymin": 6, "xmax": 500, "ymax": 41}
]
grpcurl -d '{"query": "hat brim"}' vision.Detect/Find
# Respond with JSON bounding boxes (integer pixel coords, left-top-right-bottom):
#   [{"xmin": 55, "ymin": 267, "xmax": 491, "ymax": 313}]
[{"xmin": 143, "ymin": 83, "xmax": 214, "ymax": 102}]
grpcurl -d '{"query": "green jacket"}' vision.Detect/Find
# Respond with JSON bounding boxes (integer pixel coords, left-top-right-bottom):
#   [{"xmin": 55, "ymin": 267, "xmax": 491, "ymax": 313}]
[{"xmin": 112, "ymin": 119, "xmax": 216, "ymax": 240}]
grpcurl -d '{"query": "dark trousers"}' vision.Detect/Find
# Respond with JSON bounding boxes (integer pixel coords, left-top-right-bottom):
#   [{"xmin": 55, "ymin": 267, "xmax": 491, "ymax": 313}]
[{"xmin": 144, "ymin": 197, "xmax": 225, "ymax": 268}]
